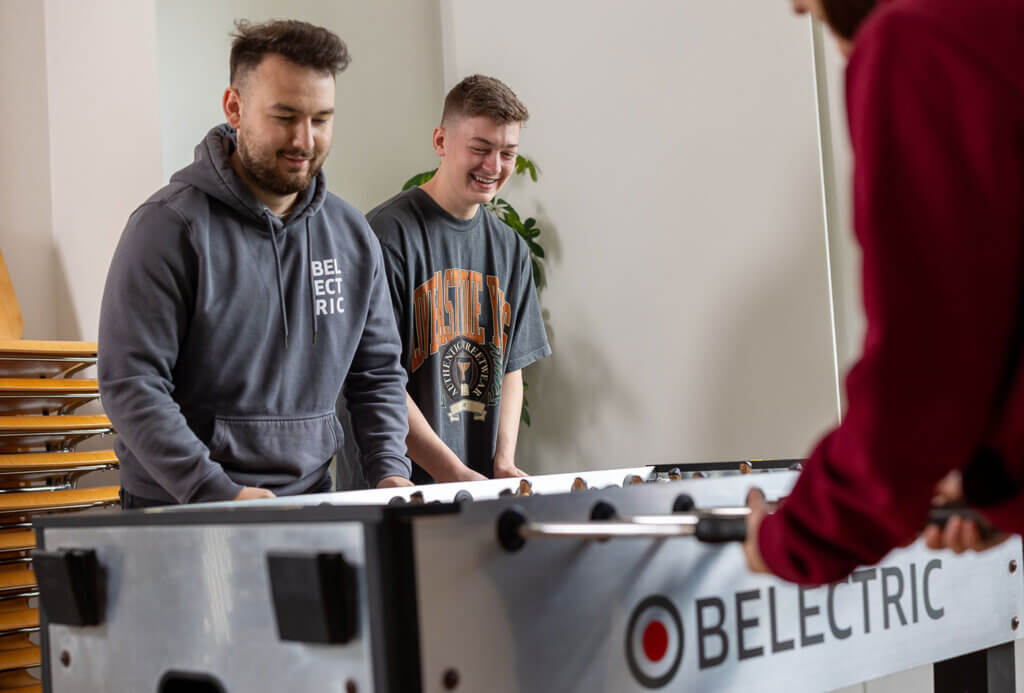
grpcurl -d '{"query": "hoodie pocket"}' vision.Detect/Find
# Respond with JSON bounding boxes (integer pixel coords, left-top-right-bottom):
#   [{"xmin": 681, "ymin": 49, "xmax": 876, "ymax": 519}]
[{"xmin": 208, "ymin": 412, "xmax": 343, "ymax": 484}]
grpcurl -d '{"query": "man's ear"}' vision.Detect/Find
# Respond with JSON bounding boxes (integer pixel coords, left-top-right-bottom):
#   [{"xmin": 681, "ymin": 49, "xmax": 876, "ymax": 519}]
[
  {"xmin": 223, "ymin": 87, "xmax": 242, "ymax": 128},
  {"xmin": 431, "ymin": 125, "xmax": 447, "ymax": 158}
]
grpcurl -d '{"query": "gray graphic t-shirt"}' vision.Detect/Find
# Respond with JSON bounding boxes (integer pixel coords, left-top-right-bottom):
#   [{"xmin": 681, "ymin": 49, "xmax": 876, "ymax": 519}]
[{"xmin": 368, "ymin": 187, "xmax": 551, "ymax": 481}]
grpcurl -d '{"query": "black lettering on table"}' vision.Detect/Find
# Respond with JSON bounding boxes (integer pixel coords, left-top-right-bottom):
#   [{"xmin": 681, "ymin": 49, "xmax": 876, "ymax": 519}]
[
  {"xmin": 768, "ymin": 586, "xmax": 795, "ymax": 653},
  {"xmin": 697, "ymin": 597, "xmax": 729, "ymax": 669},
  {"xmin": 736, "ymin": 590, "xmax": 763, "ymax": 661},
  {"xmin": 851, "ymin": 568, "xmax": 878, "ymax": 634},
  {"xmin": 923, "ymin": 559, "xmax": 944, "ymax": 620},
  {"xmin": 798, "ymin": 585, "xmax": 825, "ymax": 647},
  {"xmin": 881, "ymin": 567, "xmax": 907, "ymax": 629},
  {"xmin": 827, "ymin": 579, "xmax": 852, "ymax": 640},
  {"xmin": 910, "ymin": 563, "xmax": 919, "ymax": 624}
]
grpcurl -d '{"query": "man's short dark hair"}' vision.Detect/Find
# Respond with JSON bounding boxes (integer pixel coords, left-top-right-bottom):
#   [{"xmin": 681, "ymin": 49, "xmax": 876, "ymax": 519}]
[
  {"xmin": 230, "ymin": 19, "xmax": 350, "ymax": 86},
  {"xmin": 821, "ymin": 0, "xmax": 878, "ymax": 40},
  {"xmin": 441, "ymin": 75, "xmax": 529, "ymax": 127}
]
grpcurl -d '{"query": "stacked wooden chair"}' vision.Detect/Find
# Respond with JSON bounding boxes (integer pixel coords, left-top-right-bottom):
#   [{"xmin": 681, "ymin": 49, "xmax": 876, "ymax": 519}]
[{"xmin": 0, "ymin": 251, "xmax": 119, "ymax": 691}]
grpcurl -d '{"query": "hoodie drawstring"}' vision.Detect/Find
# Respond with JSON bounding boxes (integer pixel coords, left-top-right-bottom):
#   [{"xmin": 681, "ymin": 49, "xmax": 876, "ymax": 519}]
[
  {"xmin": 306, "ymin": 218, "xmax": 318, "ymax": 345},
  {"xmin": 266, "ymin": 213, "xmax": 290, "ymax": 349}
]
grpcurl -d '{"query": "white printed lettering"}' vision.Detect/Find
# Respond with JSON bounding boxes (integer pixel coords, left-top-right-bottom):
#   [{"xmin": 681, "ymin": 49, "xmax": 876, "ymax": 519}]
[{"xmin": 311, "ymin": 257, "xmax": 345, "ymax": 317}]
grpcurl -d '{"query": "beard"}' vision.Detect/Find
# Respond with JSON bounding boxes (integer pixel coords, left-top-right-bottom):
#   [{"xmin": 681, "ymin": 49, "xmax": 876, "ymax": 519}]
[{"xmin": 235, "ymin": 134, "xmax": 326, "ymax": 196}]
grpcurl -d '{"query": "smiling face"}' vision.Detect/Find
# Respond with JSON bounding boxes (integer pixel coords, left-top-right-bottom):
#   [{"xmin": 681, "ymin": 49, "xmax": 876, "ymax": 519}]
[
  {"xmin": 223, "ymin": 53, "xmax": 335, "ymax": 208},
  {"xmin": 426, "ymin": 115, "xmax": 521, "ymax": 219}
]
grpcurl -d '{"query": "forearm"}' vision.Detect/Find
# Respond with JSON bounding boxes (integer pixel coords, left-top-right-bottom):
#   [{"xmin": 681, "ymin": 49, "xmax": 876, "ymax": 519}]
[
  {"xmin": 405, "ymin": 393, "xmax": 479, "ymax": 482},
  {"xmin": 98, "ymin": 208, "xmax": 242, "ymax": 503},
  {"xmin": 345, "ymin": 256, "xmax": 413, "ymax": 486},
  {"xmin": 345, "ymin": 369, "xmax": 411, "ymax": 485},
  {"xmin": 493, "ymin": 370, "xmax": 523, "ymax": 468}
]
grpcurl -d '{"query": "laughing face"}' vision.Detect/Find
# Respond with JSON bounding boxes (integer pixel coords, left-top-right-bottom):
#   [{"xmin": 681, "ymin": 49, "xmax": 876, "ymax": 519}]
[{"xmin": 428, "ymin": 115, "xmax": 521, "ymax": 219}]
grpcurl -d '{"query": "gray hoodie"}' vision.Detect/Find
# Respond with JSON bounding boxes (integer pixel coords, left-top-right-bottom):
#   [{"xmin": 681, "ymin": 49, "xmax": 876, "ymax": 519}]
[{"xmin": 98, "ymin": 124, "xmax": 410, "ymax": 503}]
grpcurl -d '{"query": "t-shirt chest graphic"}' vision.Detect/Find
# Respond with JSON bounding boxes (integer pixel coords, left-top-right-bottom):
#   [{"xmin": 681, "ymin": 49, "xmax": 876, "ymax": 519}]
[
  {"xmin": 410, "ymin": 268, "xmax": 510, "ymax": 371},
  {"xmin": 411, "ymin": 267, "xmax": 511, "ymax": 421}
]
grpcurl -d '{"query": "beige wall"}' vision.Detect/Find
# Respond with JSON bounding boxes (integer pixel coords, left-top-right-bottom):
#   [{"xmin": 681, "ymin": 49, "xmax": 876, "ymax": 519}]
[
  {"xmin": 155, "ymin": 0, "xmax": 445, "ymax": 213},
  {"xmin": 442, "ymin": 1, "xmax": 840, "ymax": 474},
  {"xmin": 0, "ymin": 0, "xmax": 163, "ymax": 342},
  {"xmin": 0, "ymin": 0, "xmax": 56, "ymax": 339},
  {"xmin": 45, "ymin": 0, "xmax": 164, "ymax": 341}
]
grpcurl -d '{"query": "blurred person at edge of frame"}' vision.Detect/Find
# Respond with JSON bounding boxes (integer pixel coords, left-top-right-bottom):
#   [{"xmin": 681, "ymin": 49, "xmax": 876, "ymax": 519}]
[{"xmin": 744, "ymin": 0, "xmax": 1024, "ymax": 583}]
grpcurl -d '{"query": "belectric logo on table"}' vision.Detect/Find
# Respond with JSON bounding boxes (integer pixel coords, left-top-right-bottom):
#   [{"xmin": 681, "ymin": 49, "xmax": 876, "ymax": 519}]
[{"xmin": 626, "ymin": 596, "xmax": 683, "ymax": 689}]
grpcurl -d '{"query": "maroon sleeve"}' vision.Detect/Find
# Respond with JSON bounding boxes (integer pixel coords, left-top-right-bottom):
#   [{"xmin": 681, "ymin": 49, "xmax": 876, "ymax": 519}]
[{"xmin": 758, "ymin": 9, "xmax": 1024, "ymax": 584}]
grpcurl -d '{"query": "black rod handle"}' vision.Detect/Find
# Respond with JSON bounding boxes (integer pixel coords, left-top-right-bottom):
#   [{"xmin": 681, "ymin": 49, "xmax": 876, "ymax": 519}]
[
  {"xmin": 695, "ymin": 516, "xmax": 747, "ymax": 543},
  {"xmin": 927, "ymin": 505, "xmax": 997, "ymax": 541}
]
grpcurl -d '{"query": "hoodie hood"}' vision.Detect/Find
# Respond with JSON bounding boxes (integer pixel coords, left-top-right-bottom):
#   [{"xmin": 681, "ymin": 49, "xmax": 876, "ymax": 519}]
[
  {"xmin": 171, "ymin": 124, "xmax": 327, "ymax": 232},
  {"xmin": 171, "ymin": 124, "xmax": 330, "ymax": 347}
]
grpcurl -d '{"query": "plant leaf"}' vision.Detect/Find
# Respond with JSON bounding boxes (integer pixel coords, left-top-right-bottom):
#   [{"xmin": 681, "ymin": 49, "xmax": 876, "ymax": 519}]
[
  {"xmin": 516, "ymin": 155, "xmax": 540, "ymax": 182},
  {"xmin": 402, "ymin": 169, "xmax": 437, "ymax": 190},
  {"xmin": 503, "ymin": 205, "xmax": 523, "ymax": 228}
]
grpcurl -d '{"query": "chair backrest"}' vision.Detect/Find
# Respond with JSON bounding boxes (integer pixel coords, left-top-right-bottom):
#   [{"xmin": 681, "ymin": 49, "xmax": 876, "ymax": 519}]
[{"xmin": 0, "ymin": 252, "xmax": 23, "ymax": 341}]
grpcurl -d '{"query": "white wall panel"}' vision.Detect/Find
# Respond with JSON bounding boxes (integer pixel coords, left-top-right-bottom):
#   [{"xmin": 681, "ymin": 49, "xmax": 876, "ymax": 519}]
[
  {"xmin": 0, "ymin": 0, "xmax": 55, "ymax": 339},
  {"xmin": 44, "ymin": 0, "xmax": 164, "ymax": 341},
  {"xmin": 442, "ymin": 1, "xmax": 839, "ymax": 472}
]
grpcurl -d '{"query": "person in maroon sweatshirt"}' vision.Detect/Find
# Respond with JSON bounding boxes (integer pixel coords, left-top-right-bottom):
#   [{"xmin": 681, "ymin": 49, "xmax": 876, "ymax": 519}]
[{"xmin": 744, "ymin": 0, "xmax": 1024, "ymax": 584}]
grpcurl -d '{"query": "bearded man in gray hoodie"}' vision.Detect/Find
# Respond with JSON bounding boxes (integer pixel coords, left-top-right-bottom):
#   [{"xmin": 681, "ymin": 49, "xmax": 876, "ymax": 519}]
[{"xmin": 99, "ymin": 20, "xmax": 413, "ymax": 507}]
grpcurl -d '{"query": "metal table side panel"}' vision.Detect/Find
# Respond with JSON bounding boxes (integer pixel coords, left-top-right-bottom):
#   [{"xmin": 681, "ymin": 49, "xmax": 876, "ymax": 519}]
[
  {"xmin": 43, "ymin": 523, "xmax": 374, "ymax": 693},
  {"xmin": 413, "ymin": 472, "xmax": 1024, "ymax": 693}
]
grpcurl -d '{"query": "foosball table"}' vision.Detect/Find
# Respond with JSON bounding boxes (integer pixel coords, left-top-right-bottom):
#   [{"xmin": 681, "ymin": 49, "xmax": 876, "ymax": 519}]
[{"xmin": 31, "ymin": 462, "xmax": 1024, "ymax": 692}]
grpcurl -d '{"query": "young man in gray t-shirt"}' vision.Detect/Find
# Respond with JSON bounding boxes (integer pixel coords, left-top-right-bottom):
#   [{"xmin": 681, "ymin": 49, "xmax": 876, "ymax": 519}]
[{"xmin": 367, "ymin": 75, "xmax": 551, "ymax": 484}]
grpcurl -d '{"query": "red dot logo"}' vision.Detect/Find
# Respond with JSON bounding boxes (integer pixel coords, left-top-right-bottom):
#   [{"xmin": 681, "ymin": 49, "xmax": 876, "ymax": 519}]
[
  {"xmin": 643, "ymin": 621, "xmax": 669, "ymax": 662},
  {"xmin": 626, "ymin": 596, "xmax": 683, "ymax": 689}
]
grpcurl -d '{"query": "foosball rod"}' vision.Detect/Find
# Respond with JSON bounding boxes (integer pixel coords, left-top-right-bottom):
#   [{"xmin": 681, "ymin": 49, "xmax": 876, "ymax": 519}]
[{"xmin": 497, "ymin": 505, "xmax": 994, "ymax": 553}]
